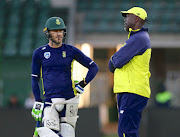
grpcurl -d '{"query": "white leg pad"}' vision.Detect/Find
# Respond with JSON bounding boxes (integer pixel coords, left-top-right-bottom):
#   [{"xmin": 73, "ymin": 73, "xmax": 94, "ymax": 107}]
[
  {"xmin": 36, "ymin": 127, "xmax": 59, "ymax": 137},
  {"xmin": 43, "ymin": 106, "xmax": 60, "ymax": 131},
  {"xmin": 59, "ymin": 123, "xmax": 75, "ymax": 137},
  {"xmin": 61, "ymin": 96, "xmax": 80, "ymax": 128},
  {"xmin": 61, "ymin": 103, "xmax": 79, "ymax": 128}
]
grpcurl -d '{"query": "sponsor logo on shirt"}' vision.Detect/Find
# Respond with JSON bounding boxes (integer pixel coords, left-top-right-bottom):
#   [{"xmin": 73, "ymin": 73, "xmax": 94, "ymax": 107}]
[
  {"xmin": 44, "ymin": 52, "xmax": 51, "ymax": 59},
  {"xmin": 62, "ymin": 51, "xmax": 66, "ymax": 58},
  {"xmin": 42, "ymin": 47, "xmax": 46, "ymax": 50},
  {"xmin": 120, "ymin": 110, "xmax": 124, "ymax": 114}
]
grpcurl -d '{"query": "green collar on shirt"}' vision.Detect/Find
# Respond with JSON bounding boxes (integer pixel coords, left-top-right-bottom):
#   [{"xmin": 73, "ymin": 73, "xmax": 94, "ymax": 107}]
[
  {"xmin": 128, "ymin": 27, "xmax": 149, "ymax": 39},
  {"xmin": 128, "ymin": 28, "xmax": 140, "ymax": 39}
]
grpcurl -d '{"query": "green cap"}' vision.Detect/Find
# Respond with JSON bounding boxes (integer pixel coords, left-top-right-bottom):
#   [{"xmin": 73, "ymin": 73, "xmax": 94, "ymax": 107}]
[{"xmin": 43, "ymin": 17, "xmax": 66, "ymax": 31}]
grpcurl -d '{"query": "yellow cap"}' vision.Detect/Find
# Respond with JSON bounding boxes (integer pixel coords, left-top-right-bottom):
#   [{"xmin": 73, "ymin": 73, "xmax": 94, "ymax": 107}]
[{"xmin": 121, "ymin": 7, "xmax": 148, "ymax": 21}]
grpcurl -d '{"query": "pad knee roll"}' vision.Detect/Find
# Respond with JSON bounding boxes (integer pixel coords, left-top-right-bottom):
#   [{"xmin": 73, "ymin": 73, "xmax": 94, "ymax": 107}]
[
  {"xmin": 59, "ymin": 123, "xmax": 75, "ymax": 137},
  {"xmin": 37, "ymin": 127, "xmax": 59, "ymax": 137}
]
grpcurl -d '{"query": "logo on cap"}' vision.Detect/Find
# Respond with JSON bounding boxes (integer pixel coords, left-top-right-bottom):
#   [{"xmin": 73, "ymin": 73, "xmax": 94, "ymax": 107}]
[{"xmin": 56, "ymin": 19, "xmax": 61, "ymax": 25}]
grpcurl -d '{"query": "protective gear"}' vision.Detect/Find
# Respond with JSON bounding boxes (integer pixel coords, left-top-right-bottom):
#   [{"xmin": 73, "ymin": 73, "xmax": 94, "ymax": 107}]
[
  {"xmin": 51, "ymin": 98, "xmax": 65, "ymax": 112},
  {"xmin": 75, "ymin": 84, "xmax": 84, "ymax": 94},
  {"xmin": 75, "ymin": 80, "xmax": 87, "ymax": 94},
  {"xmin": 42, "ymin": 95, "xmax": 79, "ymax": 136},
  {"xmin": 36, "ymin": 127, "xmax": 59, "ymax": 137},
  {"xmin": 61, "ymin": 95, "xmax": 79, "ymax": 128},
  {"xmin": 32, "ymin": 101, "xmax": 44, "ymax": 121},
  {"xmin": 43, "ymin": 17, "xmax": 67, "ymax": 39},
  {"xmin": 43, "ymin": 106, "xmax": 60, "ymax": 131},
  {"xmin": 59, "ymin": 123, "xmax": 75, "ymax": 137}
]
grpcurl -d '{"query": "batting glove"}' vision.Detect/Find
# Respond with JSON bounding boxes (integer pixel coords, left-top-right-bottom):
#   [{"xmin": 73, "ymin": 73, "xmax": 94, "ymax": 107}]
[
  {"xmin": 75, "ymin": 80, "xmax": 87, "ymax": 94},
  {"xmin": 31, "ymin": 101, "xmax": 44, "ymax": 121}
]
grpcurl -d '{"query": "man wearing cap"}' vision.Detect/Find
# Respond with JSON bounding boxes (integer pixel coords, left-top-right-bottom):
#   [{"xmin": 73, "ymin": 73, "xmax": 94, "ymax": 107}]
[
  {"xmin": 108, "ymin": 7, "xmax": 151, "ymax": 137},
  {"xmin": 31, "ymin": 17, "xmax": 99, "ymax": 137}
]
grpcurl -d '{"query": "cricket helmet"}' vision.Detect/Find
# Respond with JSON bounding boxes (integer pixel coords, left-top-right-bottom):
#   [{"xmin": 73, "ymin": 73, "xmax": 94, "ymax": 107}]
[{"xmin": 43, "ymin": 17, "xmax": 67, "ymax": 38}]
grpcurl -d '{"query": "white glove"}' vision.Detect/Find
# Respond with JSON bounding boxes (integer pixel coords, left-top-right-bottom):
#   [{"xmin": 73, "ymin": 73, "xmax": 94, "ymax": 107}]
[
  {"xmin": 31, "ymin": 101, "xmax": 44, "ymax": 121},
  {"xmin": 75, "ymin": 80, "xmax": 87, "ymax": 94},
  {"xmin": 75, "ymin": 84, "xmax": 84, "ymax": 94}
]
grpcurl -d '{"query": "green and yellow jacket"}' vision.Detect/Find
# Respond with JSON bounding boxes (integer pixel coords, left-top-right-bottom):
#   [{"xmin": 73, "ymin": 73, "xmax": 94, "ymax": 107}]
[{"xmin": 108, "ymin": 27, "xmax": 151, "ymax": 98}]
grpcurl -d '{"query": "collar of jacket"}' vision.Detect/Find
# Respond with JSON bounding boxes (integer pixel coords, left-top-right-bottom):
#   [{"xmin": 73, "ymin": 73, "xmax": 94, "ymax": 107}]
[{"xmin": 128, "ymin": 27, "xmax": 149, "ymax": 39}]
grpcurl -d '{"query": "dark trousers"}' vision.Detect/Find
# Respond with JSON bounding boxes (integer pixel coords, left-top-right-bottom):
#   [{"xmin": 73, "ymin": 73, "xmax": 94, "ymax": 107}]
[{"xmin": 117, "ymin": 93, "xmax": 148, "ymax": 137}]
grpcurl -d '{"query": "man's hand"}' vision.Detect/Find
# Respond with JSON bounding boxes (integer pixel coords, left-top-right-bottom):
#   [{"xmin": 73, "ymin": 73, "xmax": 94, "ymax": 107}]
[
  {"xmin": 31, "ymin": 101, "xmax": 44, "ymax": 121},
  {"xmin": 75, "ymin": 80, "xmax": 87, "ymax": 94}
]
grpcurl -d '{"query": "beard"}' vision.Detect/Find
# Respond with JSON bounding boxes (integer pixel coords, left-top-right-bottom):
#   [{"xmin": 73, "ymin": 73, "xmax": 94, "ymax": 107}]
[
  {"xmin": 51, "ymin": 36, "xmax": 63, "ymax": 45},
  {"xmin": 124, "ymin": 25, "xmax": 129, "ymax": 32}
]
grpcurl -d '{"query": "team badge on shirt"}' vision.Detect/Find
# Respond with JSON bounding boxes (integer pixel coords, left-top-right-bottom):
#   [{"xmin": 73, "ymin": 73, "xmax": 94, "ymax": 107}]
[
  {"xmin": 62, "ymin": 51, "xmax": 66, "ymax": 58},
  {"xmin": 44, "ymin": 52, "xmax": 51, "ymax": 59}
]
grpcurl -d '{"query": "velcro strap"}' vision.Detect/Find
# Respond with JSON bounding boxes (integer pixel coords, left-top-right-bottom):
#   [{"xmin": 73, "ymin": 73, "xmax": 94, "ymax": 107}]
[{"xmin": 61, "ymin": 116, "xmax": 79, "ymax": 123}]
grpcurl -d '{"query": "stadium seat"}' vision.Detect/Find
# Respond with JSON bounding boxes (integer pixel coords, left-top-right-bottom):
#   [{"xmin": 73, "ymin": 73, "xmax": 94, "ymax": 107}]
[
  {"xmin": 8, "ymin": 13, "xmax": 20, "ymax": 26},
  {"xmin": 34, "ymin": 37, "xmax": 48, "ymax": 49},
  {"xmin": 119, "ymin": 3, "xmax": 132, "ymax": 10},
  {"xmin": 39, "ymin": 0, "xmax": 50, "ymax": 8},
  {"xmin": 111, "ymin": 21, "xmax": 124, "ymax": 33},
  {"xmin": 0, "ymin": 10, "xmax": 5, "ymax": 36},
  {"xmin": 77, "ymin": 0, "xmax": 89, "ymax": 11},
  {"xmin": 96, "ymin": 21, "xmax": 110, "ymax": 32},
  {"xmin": 82, "ymin": 20, "xmax": 96, "ymax": 33},
  {"xmin": 11, "ymin": 0, "xmax": 21, "ymax": 9},
  {"xmin": 25, "ymin": 0, "xmax": 35, "ymax": 7},
  {"xmin": 170, "ymin": 23, "xmax": 180, "ymax": 33},
  {"xmin": 105, "ymin": 0, "xmax": 119, "ymax": 9},
  {"xmin": 0, "ymin": 0, "xmax": 6, "ymax": 9},
  {"xmin": 102, "ymin": 10, "xmax": 114, "ymax": 23},
  {"xmin": 19, "ymin": 38, "xmax": 32, "ymax": 56},
  {"xmin": 3, "ymin": 39, "xmax": 17, "ymax": 56},
  {"xmin": 6, "ymin": 26, "xmax": 19, "ymax": 39},
  {"xmin": 91, "ymin": 0, "xmax": 103, "ymax": 9},
  {"xmin": 86, "ymin": 11, "xmax": 100, "ymax": 23}
]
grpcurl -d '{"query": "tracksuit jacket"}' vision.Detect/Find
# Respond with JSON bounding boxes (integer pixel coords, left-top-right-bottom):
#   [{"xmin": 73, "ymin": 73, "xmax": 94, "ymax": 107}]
[{"xmin": 109, "ymin": 27, "xmax": 151, "ymax": 98}]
